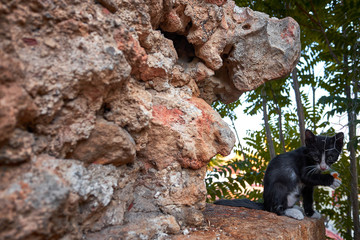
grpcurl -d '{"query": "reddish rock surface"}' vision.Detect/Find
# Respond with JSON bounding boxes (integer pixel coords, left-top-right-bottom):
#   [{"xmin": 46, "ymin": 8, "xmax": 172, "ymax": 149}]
[{"xmin": 172, "ymin": 204, "xmax": 326, "ymax": 240}]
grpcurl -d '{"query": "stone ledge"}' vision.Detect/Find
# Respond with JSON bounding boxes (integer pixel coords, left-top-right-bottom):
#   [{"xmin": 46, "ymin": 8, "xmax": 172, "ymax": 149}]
[{"xmin": 171, "ymin": 204, "xmax": 325, "ymax": 240}]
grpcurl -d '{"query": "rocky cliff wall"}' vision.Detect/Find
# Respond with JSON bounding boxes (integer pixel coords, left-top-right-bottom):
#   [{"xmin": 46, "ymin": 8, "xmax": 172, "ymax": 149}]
[{"xmin": 0, "ymin": 0, "xmax": 300, "ymax": 239}]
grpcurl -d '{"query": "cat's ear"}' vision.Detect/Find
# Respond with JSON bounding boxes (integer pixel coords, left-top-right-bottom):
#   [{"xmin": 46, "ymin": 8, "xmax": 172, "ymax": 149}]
[
  {"xmin": 335, "ymin": 132, "xmax": 344, "ymax": 150},
  {"xmin": 305, "ymin": 129, "xmax": 316, "ymax": 145}
]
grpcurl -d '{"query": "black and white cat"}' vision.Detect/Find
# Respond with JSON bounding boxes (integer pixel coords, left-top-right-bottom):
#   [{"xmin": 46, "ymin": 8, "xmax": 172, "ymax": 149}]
[{"xmin": 214, "ymin": 129, "xmax": 344, "ymax": 220}]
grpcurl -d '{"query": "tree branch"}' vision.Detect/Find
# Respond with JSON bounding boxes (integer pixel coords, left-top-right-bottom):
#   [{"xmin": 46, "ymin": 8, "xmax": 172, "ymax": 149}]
[{"xmin": 295, "ymin": 1, "xmax": 342, "ymax": 65}]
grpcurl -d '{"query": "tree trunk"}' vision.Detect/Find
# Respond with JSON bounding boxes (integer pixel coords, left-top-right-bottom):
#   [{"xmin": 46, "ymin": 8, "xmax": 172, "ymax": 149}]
[
  {"xmin": 291, "ymin": 68, "xmax": 306, "ymax": 146},
  {"xmin": 269, "ymin": 85, "xmax": 286, "ymax": 152},
  {"xmin": 345, "ymin": 83, "xmax": 360, "ymax": 240},
  {"xmin": 262, "ymin": 85, "xmax": 276, "ymax": 159},
  {"xmin": 344, "ymin": 49, "xmax": 360, "ymax": 239},
  {"xmin": 230, "ymin": 118, "xmax": 247, "ymax": 162},
  {"xmin": 277, "ymin": 107, "xmax": 286, "ymax": 153},
  {"xmin": 347, "ymin": 196, "xmax": 353, "ymax": 237},
  {"xmin": 350, "ymin": 32, "xmax": 360, "ymax": 240},
  {"xmin": 311, "ymin": 85, "xmax": 316, "ymax": 132}
]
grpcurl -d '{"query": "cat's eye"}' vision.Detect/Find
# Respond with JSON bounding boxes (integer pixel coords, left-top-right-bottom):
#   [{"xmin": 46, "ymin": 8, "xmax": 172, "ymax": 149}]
[{"xmin": 327, "ymin": 156, "xmax": 335, "ymax": 164}]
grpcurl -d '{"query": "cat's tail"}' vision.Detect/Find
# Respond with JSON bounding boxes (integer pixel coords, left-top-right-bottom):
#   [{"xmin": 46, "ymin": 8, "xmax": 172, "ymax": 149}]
[{"xmin": 213, "ymin": 199, "xmax": 264, "ymax": 210}]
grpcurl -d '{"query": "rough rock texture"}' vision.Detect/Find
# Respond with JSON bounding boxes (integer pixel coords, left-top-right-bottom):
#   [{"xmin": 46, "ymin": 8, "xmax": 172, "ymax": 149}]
[
  {"xmin": 0, "ymin": 0, "xmax": 301, "ymax": 239},
  {"xmin": 171, "ymin": 204, "xmax": 326, "ymax": 240}
]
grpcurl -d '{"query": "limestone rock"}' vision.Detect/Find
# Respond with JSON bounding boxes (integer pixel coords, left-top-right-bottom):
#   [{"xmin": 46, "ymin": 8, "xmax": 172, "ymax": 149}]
[
  {"xmin": 104, "ymin": 79, "xmax": 153, "ymax": 134},
  {"xmin": 0, "ymin": 0, "xmax": 301, "ymax": 239},
  {"xmin": 0, "ymin": 82, "xmax": 38, "ymax": 143},
  {"xmin": 69, "ymin": 117, "xmax": 136, "ymax": 166},
  {"xmin": 0, "ymin": 155, "xmax": 122, "ymax": 240},
  {"xmin": 226, "ymin": 7, "xmax": 300, "ymax": 92},
  {"xmin": 144, "ymin": 88, "xmax": 235, "ymax": 170},
  {"xmin": 0, "ymin": 129, "xmax": 34, "ymax": 164}
]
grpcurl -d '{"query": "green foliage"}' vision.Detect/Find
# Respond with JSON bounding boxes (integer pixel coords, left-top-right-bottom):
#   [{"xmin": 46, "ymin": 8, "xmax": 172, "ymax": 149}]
[
  {"xmin": 206, "ymin": 144, "xmax": 265, "ymax": 203},
  {"xmin": 212, "ymin": 99, "xmax": 241, "ymax": 120},
  {"xmin": 318, "ymin": 95, "xmax": 360, "ymax": 119}
]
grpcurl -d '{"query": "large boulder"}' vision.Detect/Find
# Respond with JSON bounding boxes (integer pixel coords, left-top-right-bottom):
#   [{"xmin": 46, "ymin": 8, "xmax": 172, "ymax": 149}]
[{"xmin": 0, "ymin": 0, "xmax": 301, "ymax": 239}]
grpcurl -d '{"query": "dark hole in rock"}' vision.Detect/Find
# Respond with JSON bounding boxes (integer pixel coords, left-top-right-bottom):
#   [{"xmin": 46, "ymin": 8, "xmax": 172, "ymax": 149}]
[
  {"xmin": 242, "ymin": 24, "xmax": 251, "ymax": 30},
  {"xmin": 26, "ymin": 124, "xmax": 36, "ymax": 133},
  {"xmin": 217, "ymin": 44, "xmax": 234, "ymax": 80},
  {"xmin": 209, "ymin": 43, "xmax": 241, "ymax": 104},
  {"xmin": 95, "ymin": 0, "xmax": 117, "ymax": 13},
  {"xmin": 221, "ymin": 44, "xmax": 234, "ymax": 60},
  {"xmin": 126, "ymin": 162, "xmax": 134, "ymax": 168},
  {"xmin": 160, "ymin": 30, "xmax": 195, "ymax": 63},
  {"xmin": 185, "ymin": 20, "xmax": 193, "ymax": 33},
  {"xmin": 98, "ymin": 102, "xmax": 112, "ymax": 116}
]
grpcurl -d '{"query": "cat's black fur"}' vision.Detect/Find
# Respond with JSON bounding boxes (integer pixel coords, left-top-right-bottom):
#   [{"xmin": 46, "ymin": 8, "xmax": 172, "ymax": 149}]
[{"xmin": 214, "ymin": 129, "xmax": 344, "ymax": 220}]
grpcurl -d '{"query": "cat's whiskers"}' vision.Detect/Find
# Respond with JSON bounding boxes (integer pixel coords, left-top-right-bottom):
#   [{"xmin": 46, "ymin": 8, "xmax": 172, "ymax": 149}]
[
  {"xmin": 304, "ymin": 165, "xmax": 320, "ymax": 177},
  {"xmin": 304, "ymin": 165, "xmax": 318, "ymax": 171}
]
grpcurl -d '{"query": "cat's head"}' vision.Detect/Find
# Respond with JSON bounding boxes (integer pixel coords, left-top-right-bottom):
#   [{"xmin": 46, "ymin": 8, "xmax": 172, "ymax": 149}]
[{"xmin": 304, "ymin": 129, "xmax": 344, "ymax": 171}]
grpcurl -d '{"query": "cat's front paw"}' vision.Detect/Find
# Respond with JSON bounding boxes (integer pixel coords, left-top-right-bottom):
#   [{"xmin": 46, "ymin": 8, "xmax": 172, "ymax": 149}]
[
  {"xmin": 310, "ymin": 210, "xmax": 322, "ymax": 219},
  {"xmin": 330, "ymin": 178, "xmax": 341, "ymax": 189},
  {"xmin": 284, "ymin": 208, "xmax": 304, "ymax": 220}
]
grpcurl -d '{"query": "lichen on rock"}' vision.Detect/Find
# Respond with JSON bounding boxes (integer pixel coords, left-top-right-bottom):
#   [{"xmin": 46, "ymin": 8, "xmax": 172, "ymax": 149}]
[{"xmin": 0, "ymin": 0, "xmax": 302, "ymax": 239}]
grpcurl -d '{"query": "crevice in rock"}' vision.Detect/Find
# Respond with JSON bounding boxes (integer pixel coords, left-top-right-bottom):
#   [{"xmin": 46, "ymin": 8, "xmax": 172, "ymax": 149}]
[
  {"xmin": 184, "ymin": 20, "xmax": 193, "ymax": 34},
  {"xmin": 95, "ymin": 0, "xmax": 118, "ymax": 13},
  {"xmin": 98, "ymin": 102, "xmax": 112, "ymax": 117},
  {"xmin": 160, "ymin": 30, "xmax": 195, "ymax": 64},
  {"xmin": 214, "ymin": 44, "xmax": 233, "ymax": 89},
  {"xmin": 221, "ymin": 44, "xmax": 234, "ymax": 60},
  {"xmin": 199, "ymin": 43, "xmax": 242, "ymax": 104}
]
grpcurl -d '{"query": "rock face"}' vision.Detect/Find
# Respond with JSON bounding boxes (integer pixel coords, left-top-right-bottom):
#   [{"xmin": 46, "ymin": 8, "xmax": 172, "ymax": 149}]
[
  {"xmin": 171, "ymin": 204, "xmax": 326, "ymax": 240},
  {"xmin": 0, "ymin": 0, "xmax": 300, "ymax": 239}
]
